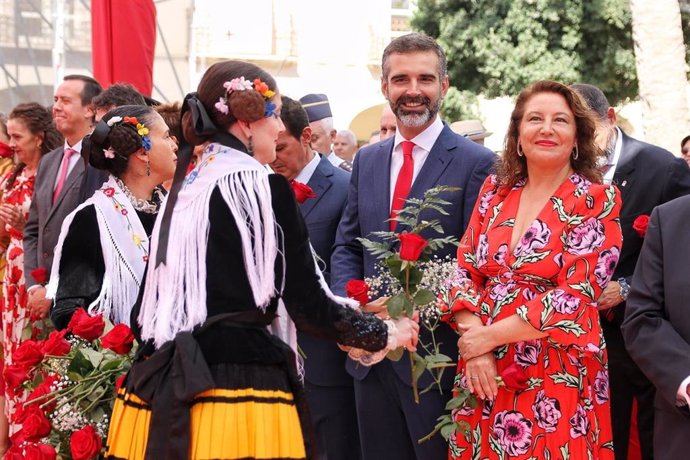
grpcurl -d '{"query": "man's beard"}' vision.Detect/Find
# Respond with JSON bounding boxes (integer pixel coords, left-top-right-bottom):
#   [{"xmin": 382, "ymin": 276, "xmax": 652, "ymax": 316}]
[{"xmin": 392, "ymin": 94, "xmax": 443, "ymax": 128}]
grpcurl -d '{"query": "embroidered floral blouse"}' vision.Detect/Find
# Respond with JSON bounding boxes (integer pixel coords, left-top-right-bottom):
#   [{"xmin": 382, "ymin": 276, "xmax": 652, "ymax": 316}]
[{"xmin": 441, "ymin": 174, "xmax": 622, "ymax": 460}]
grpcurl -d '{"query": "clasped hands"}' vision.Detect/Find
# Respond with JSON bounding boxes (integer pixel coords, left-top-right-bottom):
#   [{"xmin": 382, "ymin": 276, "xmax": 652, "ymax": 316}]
[
  {"xmin": 0, "ymin": 203, "xmax": 26, "ymax": 232},
  {"xmin": 457, "ymin": 322, "xmax": 499, "ymax": 400}
]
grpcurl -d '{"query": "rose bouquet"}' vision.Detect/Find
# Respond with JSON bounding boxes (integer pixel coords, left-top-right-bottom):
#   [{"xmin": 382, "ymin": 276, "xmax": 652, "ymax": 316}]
[
  {"xmin": 349, "ymin": 185, "xmax": 461, "ymax": 402},
  {"xmin": 5, "ymin": 308, "xmax": 136, "ymax": 459}
]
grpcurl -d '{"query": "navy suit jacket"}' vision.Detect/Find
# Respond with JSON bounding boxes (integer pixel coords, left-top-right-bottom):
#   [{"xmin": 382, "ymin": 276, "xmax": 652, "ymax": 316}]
[
  {"xmin": 298, "ymin": 156, "xmax": 352, "ymax": 386},
  {"xmin": 331, "ymin": 124, "xmax": 496, "ymax": 389}
]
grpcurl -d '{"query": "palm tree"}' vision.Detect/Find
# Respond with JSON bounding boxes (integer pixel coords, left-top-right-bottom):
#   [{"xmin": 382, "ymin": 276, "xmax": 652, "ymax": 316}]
[{"xmin": 630, "ymin": 0, "xmax": 689, "ymax": 154}]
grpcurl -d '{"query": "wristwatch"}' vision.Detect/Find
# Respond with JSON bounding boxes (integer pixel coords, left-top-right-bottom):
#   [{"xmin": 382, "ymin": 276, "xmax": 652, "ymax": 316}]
[{"xmin": 618, "ymin": 277, "xmax": 631, "ymax": 301}]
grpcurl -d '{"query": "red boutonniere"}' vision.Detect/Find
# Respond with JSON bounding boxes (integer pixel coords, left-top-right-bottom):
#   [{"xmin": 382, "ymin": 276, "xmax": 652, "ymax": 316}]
[
  {"xmin": 346, "ymin": 280, "xmax": 370, "ymax": 305},
  {"xmin": 30, "ymin": 267, "xmax": 48, "ymax": 285},
  {"xmin": 291, "ymin": 180, "xmax": 316, "ymax": 204},
  {"xmin": 633, "ymin": 214, "xmax": 650, "ymax": 237}
]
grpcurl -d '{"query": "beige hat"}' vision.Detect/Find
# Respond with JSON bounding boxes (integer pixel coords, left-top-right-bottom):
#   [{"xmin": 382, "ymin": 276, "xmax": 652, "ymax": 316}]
[{"xmin": 450, "ymin": 119, "xmax": 492, "ymax": 140}]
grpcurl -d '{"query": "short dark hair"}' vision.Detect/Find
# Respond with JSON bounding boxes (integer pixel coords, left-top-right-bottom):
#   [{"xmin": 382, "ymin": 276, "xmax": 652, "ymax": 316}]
[
  {"xmin": 681, "ymin": 135, "xmax": 690, "ymax": 149},
  {"xmin": 155, "ymin": 102, "xmax": 182, "ymax": 143},
  {"xmin": 381, "ymin": 32, "xmax": 447, "ymax": 81},
  {"xmin": 279, "ymin": 96, "xmax": 309, "ymax": 141},
  {"xmin": 64, "ymin": 74, "xmax": 103, "ymax": 106},
  {"xmin": 570, "ymin": 83, "xmax": 610, "ymax": 121},
  {"xmin": 92, "ymin": 83, "xmax": 146, "ymax": 110}
]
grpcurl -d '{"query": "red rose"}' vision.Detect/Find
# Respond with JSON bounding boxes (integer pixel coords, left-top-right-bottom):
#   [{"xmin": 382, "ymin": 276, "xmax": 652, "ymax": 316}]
[
  {"xmin": 4, "ymin": 364, "xmax": 30, "ymax": 391},
  {"xmin": 21, "ymin": 405, "xmax": 52, "ymax": 441},
  {"xmin": 346, "ymin": 280, "xmax": 370, "ymax": 305},
  {"xmin": 70, "ymin": 425, "xmax": 103, "ymax": 460},
  {"xmin": 13, "ymin": 340, "xmax": 44, "ymax": 369},
  {"xmin": 27, "ymin": 374, "xmax": 59, "ymax": 412},
  {"xmin": 500, "ymin": 362, "xmax": 529, "ymax": 392},
  {"xmin": 30, "ymin": 267, "xmax": 48, "ymax": 285},
  {"xmin": 4, "ymin": 446, "xmax": 24, "ymax": 460},
  {"xmin": 398, "ymin": 233, "xmax": 428, "ymax": 261},
  {"xmin": 41, "ymin": 329, "xmax": 71, "ymax": 357},
  {"xmin": 291, "ymin": 181, "xmax": 316, "ymax": 204},
  {"xmin": 633, "ymin": 214, "xmax": 650, "ymax": 237},
  {"xmin": 103, "ymin": 187, "xmax": 115, "ymax": 197},
  {"xmin": 24, "ymin": 443, "xmax": 57, "ymax": 460},
  {"xmin": 68, "ymin": 308, "xmax": 105, "ymax": 341},
  {"xmin": 101, "ymin": 324, "xmax": 135, "ymax": 355}
]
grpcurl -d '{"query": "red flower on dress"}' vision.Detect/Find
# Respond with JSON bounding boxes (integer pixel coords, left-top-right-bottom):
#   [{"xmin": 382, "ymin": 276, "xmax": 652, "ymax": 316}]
[
  {"xmin": 346, "ymin": 280, "xmax": 370, "ymax": 305},
  {"xmin": 70, "ymin": 425, "xmax": 103, "ymax": 460},
  {"xmin": 500, "ymin": 362, "xmax": 529, "ymax": 392},
  {"xmin": 67, "ymin": 308, "xmax": 105, "ymax": 342},
  {"xmin": 7, "ymin": 246, "xmax": 22, "ymax": 261},
  {"xmin": 398, "ymin": 233, "xmax": 428, "ymax": 261},
  {"xmin": 633, "ymin": 214, "xmax": 650, "ymax": 237},
  {"xmin": 103, "ymin": 187, "xmax": 115, "ymax": 197},
  {"xmin": 291, "ymin": 181, "xmax": 316, "ymax": 204},
  {"xmin": 101, "ymin": 324, "xmax": 135, "ymax": 355},
  {"xmin": 30, "ymin": 267, "xmax": 48, "ymax": 285}
]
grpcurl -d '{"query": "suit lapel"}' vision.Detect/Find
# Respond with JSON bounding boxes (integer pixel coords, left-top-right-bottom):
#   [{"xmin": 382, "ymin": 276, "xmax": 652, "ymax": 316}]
[
  {"xmin": 612, "ymin": 133, "xmax": 638, "ymax": 206},
  {"xmin": 301, "ymin": 160, "xmax": 333, "ymax": 218},
  {"xmin": 38, "ymin": 148, "xmax": 63, "ymax": 214},
  {"xmin": 47, "ymin": 158, "xmax": 85, "ymax": 223},
  {"xmin": 373, "ymin": 140, "xmax": 394, "ymax": 230}
]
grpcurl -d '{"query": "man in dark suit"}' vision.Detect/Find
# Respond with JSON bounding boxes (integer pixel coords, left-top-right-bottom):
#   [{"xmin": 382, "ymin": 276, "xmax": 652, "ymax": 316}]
[
  {"xmin": 299, "ymin": 94, "xmax": 352, "ymax": 172},
  {"xmin": 331, "ymin": 33, "xmax": 496, "ymax": 460},
  {"xmin": 572, "ymin": 83, "xmax": 690, "ymax": 460},
  {"xmin": 25, "ymin": 74, "xmax": 106, "ymax": 319},
  {"xmin": 622, "ymin": 195, "xmax": 690, "ymax": 460},
  {"xmin": 271, "ymin": 96, "xmax": 356, "ymax": 460}
]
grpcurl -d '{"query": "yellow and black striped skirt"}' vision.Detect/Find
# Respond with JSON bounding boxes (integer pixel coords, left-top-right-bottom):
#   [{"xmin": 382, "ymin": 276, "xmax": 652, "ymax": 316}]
[{"xmin": 106, "ymin": 386, "xmax": 307, "ymax": 459}]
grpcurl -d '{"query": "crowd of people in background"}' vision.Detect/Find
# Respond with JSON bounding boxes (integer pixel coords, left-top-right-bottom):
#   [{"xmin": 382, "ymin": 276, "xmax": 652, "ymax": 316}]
[{"xmin": 0, "ymin": 31, "xmax": 688, "ymax": 459}]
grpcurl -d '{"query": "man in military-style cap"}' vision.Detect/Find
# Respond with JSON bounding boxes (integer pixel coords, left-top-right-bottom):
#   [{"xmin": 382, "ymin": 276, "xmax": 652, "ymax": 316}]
[{"xmin": 299, "ymin": 93, "xmax": 352, "ymax": 172}]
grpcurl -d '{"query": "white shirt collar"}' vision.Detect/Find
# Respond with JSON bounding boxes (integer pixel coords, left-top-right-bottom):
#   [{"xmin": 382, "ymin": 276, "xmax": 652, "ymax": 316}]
[
  {"xmin": 602, "ymin": 127, "xmax": 623, "ymax": 184},
  {"xmin": 392, "ymin": 115, "xmax": 444, "ymax": 154},
  {"xmin": 64, "ymin": 139, "xmax": 83, "ymax": 153},
  {"xmin": 294, "ymin": 153, "xmax": 320, "ymax": 184},
  {"xmin": 326, "ymin": 150, "xmax": 344, "ymax": 167}
]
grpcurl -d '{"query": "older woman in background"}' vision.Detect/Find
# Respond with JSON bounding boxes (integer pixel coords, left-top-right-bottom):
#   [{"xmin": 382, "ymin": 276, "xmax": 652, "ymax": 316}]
[{"xmin": 441, "ymin": 80, "xmax": 622, "ymax": 459}]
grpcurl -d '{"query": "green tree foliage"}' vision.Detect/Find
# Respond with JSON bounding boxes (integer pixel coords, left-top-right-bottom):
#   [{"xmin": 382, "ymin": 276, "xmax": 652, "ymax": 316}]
[
  {"xmin": 412, "ymin": 0, "xmax": 657, "ymax": 104},
  {"xmin": 439, "ymin": 86, "xmax": 481, "ymax": 121}
]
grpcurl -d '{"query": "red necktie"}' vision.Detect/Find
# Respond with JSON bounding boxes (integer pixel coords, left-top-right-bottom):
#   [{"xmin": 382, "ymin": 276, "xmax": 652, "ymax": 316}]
[
  {"xmin": 390, "ymin": 140, "xmax": 415, "ymax": 230},
  {"xmin": 53, "ymin": 148, "xmax": 77, "ymax": 204}
]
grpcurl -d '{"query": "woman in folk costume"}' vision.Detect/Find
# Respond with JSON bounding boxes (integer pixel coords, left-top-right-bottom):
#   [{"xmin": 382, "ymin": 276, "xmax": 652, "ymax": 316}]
[
  {"xmin": 105, "ymin": 60, "xmax": 419, "ymax": 460},
  {"xmin": 47, "ymin": 105, "xmax": 177, "ymax": 329}
]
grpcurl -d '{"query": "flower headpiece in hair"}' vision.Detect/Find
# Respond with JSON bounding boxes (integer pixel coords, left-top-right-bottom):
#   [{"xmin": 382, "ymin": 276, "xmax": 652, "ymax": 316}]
[
  {"xmin": 214, "ymin": 77, "xmax": 277, "ymax": 119},
  {"xmin": 105, "ymin": 115, "xmax": 152, "ymax": 154}
]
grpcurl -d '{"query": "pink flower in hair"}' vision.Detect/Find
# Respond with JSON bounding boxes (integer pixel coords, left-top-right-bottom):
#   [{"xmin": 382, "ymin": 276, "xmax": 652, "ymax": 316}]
[
  {"xmin": 214, "ymin": 97, "xmax": 229, "ymax": 115},
  {"xmin": 103, "ymin": 147, "xmax": 116, "ymax": 159},
  {"xmin": 224, "ymin": 77, "xmax": 253, "ymax": 92}
]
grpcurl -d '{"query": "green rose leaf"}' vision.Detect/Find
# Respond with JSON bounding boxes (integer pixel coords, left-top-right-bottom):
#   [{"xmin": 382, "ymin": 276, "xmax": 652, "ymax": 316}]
[
  {"xmin": 387, "ymin": 292, "xmax": 407, "ymax": 319},
  {"xmin": 68, "ymin": 350, "xmax": 95, "ymax": 376},
  {"xmin": 413, "ymin": 289, "xmax": 436, "ymax": 306}
]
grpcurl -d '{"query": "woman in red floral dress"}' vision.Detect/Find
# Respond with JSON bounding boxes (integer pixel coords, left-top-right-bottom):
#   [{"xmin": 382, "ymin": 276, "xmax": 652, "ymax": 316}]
[
  {"xmin": 1, "ymin": 103, "xmax": 62, "ymax": 432},
  {"xmin": 441, "ymin": 81, "xmax": 622, "ymax": 459}
]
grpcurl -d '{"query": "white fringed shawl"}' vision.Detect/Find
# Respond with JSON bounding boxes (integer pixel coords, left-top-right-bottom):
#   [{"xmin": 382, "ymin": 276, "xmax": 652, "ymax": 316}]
[
  {"xmin": 47, "ymin": 176, "xmax": 149, "ymax": 326},
  {"xmin": 138, "ymin": 143, "xmax": 286, "ymax": 349}
]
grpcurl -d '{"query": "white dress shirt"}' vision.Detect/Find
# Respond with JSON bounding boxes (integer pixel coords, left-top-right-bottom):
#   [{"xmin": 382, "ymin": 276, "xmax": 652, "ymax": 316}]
[
  {"xmin": 294, "ymin": 153, "xmax": 320, "ymax": 185},
  {"xmin": 602, "ymin": 127, "xmax": 623, "ymax": 185},
  {"xmin": 388, "ymin": 116, "xmax": 444, "ymax": 211}
]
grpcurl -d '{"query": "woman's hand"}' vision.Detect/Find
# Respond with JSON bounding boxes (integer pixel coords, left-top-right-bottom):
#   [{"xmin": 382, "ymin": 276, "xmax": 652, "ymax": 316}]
[
  {"xmin": 457, "ymin": 323, "xmax": 496, "ymax": 361},
  {"xmin": 0, "ymin": 204, "xmax": 25, "ymax": 232},
  {"xmin": 362, "ymin": 296, "xmax": 389, "ymax": 320},
  {"xmin": 463, "ymin": 353, "xmax": 498, "ymax": 400},
  {"xmin": 389, "ymin": 311, "xmax": 420, "ymax": 352}
]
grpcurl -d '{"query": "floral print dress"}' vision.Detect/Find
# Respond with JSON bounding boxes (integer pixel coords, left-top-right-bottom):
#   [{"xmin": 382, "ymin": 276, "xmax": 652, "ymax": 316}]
[
  {"xmin": 441, "ymin": 174, "xmax": 622, "ymax": 459},
  {"xmin": 0, "ymin": 170, "xmax": 38, "ymax": 428}
]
